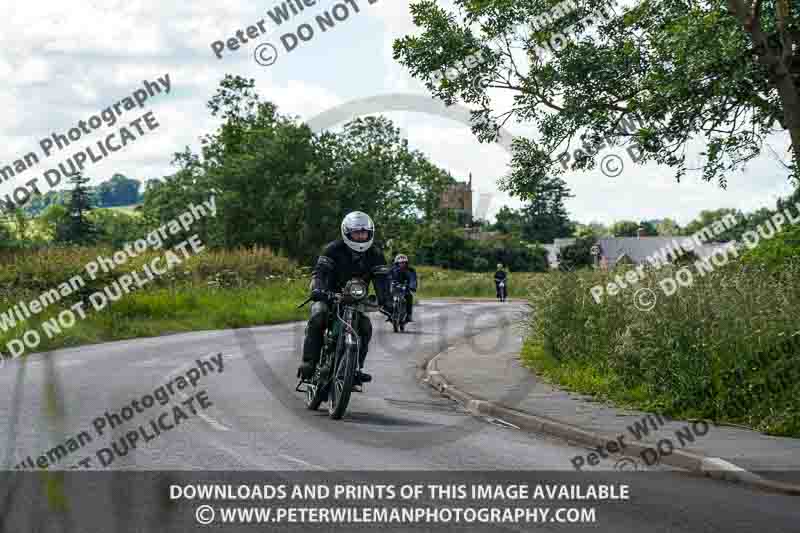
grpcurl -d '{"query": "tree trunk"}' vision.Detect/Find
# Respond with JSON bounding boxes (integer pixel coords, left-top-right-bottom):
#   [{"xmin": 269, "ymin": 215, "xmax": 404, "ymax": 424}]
[{"xmin": 728, "ymin": 0, "xmax": 800, "ymax": 175}]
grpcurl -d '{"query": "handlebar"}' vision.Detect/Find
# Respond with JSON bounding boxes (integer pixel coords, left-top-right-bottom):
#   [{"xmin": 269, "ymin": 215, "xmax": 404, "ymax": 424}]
[{"xmin": 298, "ymin": 291, "xmax": 384, "ymax": 311}]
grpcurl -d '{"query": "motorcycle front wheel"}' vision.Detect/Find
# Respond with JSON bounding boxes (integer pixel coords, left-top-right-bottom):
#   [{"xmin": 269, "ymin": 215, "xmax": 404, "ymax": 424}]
[{"xmin": 328, "ymin": 344, "xmax": 357, "ymax": 419}]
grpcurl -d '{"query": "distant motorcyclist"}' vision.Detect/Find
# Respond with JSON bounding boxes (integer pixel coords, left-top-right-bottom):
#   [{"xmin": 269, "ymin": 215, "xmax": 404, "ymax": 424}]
[
  {"xmin": 297, "ymin": 211, "xmax": 390, "ymax": 384},
  {"xmin": 389, "ymin": 254, "xmax": 417, "ymax": 323},
  {"xmin": 494, "ymin": 263, "xmax": 507, "ymax": 300}
]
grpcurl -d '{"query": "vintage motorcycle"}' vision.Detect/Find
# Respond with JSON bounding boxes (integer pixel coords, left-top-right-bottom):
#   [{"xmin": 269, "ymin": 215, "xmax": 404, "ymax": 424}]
[
  {"xmin": 296, "ymin": 278, "xmax": 387, "ymax": 419},
  {"xmin": 390, "ymin": 281, "xmax": 410, "ymax": 332}
]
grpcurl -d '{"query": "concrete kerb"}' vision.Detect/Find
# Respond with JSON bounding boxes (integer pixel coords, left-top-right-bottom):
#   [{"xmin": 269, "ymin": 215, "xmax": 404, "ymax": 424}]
[{"xmin": 420, "ymin": 341, "xmax": 800, "ymax": 496}]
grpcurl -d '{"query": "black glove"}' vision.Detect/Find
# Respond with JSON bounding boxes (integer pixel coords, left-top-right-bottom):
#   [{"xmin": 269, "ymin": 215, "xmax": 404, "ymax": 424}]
[{"xmin": 310, "ymin": 289, "xmax": 329, "ymax": 302}]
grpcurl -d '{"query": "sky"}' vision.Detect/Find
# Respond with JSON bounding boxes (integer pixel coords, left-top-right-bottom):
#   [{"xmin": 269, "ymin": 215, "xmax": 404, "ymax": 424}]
[{"xmin": 0, "ymin": 0, "xmax": 796, "ymax": 227}]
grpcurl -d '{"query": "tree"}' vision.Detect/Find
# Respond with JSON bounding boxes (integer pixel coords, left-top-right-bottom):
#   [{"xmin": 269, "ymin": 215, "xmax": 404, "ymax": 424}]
[
  {"xmin": 520, "ymin": 175, "xmax": 574, "ymax": 243},
  {"xmin": 638, "ymin": 220, "xmax": 659, "ymax": 236},
  {"xmin": 557, "ymin": 237, "xmax": 597, "ymax": 271},
  {"xmin": 91, "ymin": 209, "xmax": 146, "ymax": 248},
  {"xmin": 393, "ymin": 0, "xmax": 800, "ymax": 196},
  {"xmin": 12, "ymin": 208, "xmax": 30, "ymax": 241},
  {"xmin": 610, "ymin": 220, "xmax": 641, "ymax": 237},
  {"xmin": 492, "ymin": 206, "xmax": 525, "ymax": 235},
  {"xmin": 684, "ymin": 208, "xmax": 746, "ymax": 241},
  {"xmin": 36, "ymin": 204, "xmax": 68, "ymax": 240},
  {"xmin": 57, "ymin": 172, "xmax": 97, "ymax": 244},
  {"xmin": 656, "ymin": 218, "xmax": 682, "ymax": 236},
  {"xmin": 0, "ymin": 218, "xmax": 13, "ymax": 247},
  {"xmin": 154, "ymin": 75, "xmax": 455, "ymax": 262},
  {"xmin": 95, "ymin": 174, "xmax": 142, "ymax": 207},
  {"xmin": 574, "ymin": 222, "xmax": 608, "ymax": 239}
]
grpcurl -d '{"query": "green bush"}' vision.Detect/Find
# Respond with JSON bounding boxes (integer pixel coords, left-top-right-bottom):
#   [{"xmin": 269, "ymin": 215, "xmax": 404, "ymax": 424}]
[
  {"xmin": 741, "ymin": 224, "xmax": 800, "ymax": 269},
  {"xmin": 90, "ymin": 209, "xmax": 147, "ymax": 248},
  {"xmin": 523, "ymin": 259, "xmax": 800, "ymax": 436},
  {"xmin": 411, "ymin": 227, "xmax": 548, "ymax": 272},
  {"xmin": 557, "ymin": 237, "xmax": 596, "ymax": 271}
]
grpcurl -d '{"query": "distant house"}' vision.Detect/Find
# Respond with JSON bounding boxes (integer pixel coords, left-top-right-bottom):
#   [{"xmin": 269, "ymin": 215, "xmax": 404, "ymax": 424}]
[
  {"xmin": 543, "ymin": 235, "xmax": 732, "ymax": 269},
  {"xmin": 594, "ymin": 237, "xmax": 731, "ymax": 269}
]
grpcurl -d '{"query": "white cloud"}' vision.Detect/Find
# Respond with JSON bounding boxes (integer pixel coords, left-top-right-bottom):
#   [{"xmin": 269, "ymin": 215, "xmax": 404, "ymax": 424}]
[{"xmin": 0, "ymin": 0, "xmax": 794, "ymax": 226}]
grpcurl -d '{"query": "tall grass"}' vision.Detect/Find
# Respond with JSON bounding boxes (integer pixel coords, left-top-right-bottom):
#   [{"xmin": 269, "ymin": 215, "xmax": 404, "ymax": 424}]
[
  {"xmin": 0, "ymin": 249, "xmax": 535, "ymax": 360},
  {"xmin": 522, "ymin": 259, "xmax": 800, "ymax": 436},
  {"xmin": 0, "ymin": 245, "xmax": 305, "ymax": 358}
]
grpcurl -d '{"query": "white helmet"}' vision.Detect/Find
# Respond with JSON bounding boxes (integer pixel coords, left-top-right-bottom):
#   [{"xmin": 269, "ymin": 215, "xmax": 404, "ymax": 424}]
[
  {"xmin": 394, "ymin": 254, "xmax": 408, "ymax": 264},
  {"xmin": 341, "ymin": 211, "xmax": 375, "ymax": 253}
]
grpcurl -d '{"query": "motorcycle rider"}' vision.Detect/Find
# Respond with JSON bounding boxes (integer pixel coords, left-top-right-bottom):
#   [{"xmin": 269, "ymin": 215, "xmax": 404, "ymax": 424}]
[
  {"xmin": 389, "ymin": 254, "xmax": 417, "ymax": 323},
  {"xmin": 297, "ymin": 211, "xmax": 391, "ymax": 384},
  {"xmin": 494, "ymin": 263, "xmax": 507, "ymax": 299}
]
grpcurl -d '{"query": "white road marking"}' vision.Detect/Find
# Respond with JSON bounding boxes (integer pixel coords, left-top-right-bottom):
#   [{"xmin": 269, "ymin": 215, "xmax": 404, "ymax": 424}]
[
  {"xmin": 277, "ymin": 454, "xmax": 328, "ymax": 470},
  {"xmin": 164, "ymin": 357, "xmax": 232, "ymax": 432},
  {"xmin": 132, "ymin": 358, "xmax": 168, "ymax": 367},
  {"xmin": 24, "ymin": 358, "xmax": 85, "ymax": 368}
]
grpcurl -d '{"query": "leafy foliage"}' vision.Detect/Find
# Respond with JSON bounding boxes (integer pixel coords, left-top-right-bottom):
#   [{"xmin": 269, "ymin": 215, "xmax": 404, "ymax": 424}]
[
  {"xmin": 393, "ymin": 0, "xmax": 800, "ymax": 196},
  {"xmin": 145, "ymin": 75, "xmax": 455, "ymax": 264},
  {"xmin": 557, "ymin": 236, "xmax": 596, "ymax": 271},
  {"xmin": 410, "ymin": 224, "xmax": 549, "ymax": 271},
  {"xmin": 56, "ymin": 173, "xmax": 97, "ymax": 245},
  {"xmin": 609, "ymin": 220, "xmax": 640, "ymax": 237},
  {"xmin": 89, "ymin": 209, "xmax": 147, "ymax": 248},
  {"xmin": 95, "ymin": 174, "xmax": 143, "ymax": 207}
]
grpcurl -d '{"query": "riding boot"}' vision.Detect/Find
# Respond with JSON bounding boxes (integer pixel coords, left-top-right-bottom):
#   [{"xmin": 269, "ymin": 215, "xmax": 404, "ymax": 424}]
[
  {"xmin": 298, "ymin": 301, "xmax": 328, "ymax": 379},
  {"xmin": 355, "ymin": 315, "xmax": 372, "ymax": 383}
]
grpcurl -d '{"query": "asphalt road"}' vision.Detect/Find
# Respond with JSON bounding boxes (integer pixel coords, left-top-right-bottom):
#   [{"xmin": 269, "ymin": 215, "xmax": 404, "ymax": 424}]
[{"xmin": 0, "ymin": 300, "xmax": 797, "ymax": 532}]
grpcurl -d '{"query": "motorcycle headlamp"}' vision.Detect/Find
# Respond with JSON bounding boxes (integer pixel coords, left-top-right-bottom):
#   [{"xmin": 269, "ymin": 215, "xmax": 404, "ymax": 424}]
[{"xmin": 345, "ymin": 279, "xmax": 367, "ymax": 300}]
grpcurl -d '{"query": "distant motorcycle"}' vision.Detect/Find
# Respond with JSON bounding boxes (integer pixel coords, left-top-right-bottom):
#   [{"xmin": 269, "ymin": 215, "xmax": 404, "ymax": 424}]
[
  {"xmin": 496, "ymin": 280, "xmax": 506, "ymax": 302},
  {"xmin": 295, "ymin": 278, "xmax": 383, "ymax": 419},
  {"xmin": 390, "ymin": 282, "xmax": 410, "ymax": 332}
]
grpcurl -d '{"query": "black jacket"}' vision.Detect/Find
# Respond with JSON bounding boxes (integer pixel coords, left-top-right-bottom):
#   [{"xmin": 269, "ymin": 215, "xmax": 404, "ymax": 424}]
[
  {"xmin": 494, "ymin": 270, "xmax": 507, "ymax": 282},
  {"xmin": 390, "ymin": 265, "xmax": 417, "ymax": 291},
  {"xmin": 311, "ymin": 240, "xmax": 390, "ymax": 304}
]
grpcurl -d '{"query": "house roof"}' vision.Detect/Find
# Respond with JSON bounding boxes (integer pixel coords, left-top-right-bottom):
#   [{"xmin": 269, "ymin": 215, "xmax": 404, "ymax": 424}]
[{"xmin": 596, "ymin": 237, "xmax": 730, "ymax": 265}]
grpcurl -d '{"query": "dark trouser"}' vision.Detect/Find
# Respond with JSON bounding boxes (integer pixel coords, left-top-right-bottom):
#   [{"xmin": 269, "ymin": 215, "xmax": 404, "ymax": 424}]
[
  {"xmin": 405, "ymin": 292, "xmax": 413, "ymax": 319},
  {"xmin": 495, "ymin": 281, "xmax": 506, "ymax": 297},
  {"xmin": 302, "ymin": 301, "xmax": 373, "ymax": 369}
]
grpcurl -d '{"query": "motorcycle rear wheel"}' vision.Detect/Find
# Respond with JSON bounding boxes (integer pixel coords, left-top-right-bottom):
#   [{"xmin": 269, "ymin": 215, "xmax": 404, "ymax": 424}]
[{"xmin": 305, "ymin": 370, "xmax": 327, "ymax": 411}]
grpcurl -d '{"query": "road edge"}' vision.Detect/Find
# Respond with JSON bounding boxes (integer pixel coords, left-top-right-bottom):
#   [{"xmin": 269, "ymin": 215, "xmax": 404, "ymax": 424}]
[{"xmin": 419, "ymin": 336, "xmax": 800, "ymax": 497}]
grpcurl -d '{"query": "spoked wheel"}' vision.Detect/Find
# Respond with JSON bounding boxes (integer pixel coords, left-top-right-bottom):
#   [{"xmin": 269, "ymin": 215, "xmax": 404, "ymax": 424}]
[
  {"xmin": 328, "ymin": 345, "xmax": 357, "ymax": 419},
  {"xmin": 391, "ymin": 297, "xmax": 401, "ymax": 332}
]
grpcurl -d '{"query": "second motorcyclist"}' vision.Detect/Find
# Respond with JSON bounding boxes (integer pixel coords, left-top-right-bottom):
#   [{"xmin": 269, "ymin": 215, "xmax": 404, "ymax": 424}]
[{"xmin": 389, "ymin": 254, "xmax": 417, "ymax": 323}]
